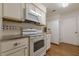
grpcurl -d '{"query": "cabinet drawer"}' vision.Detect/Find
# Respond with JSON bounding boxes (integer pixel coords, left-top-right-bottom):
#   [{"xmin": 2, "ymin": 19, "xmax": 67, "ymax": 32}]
[
  {"xmin": 8, "ymin": 49, "xmax": 25, "ymax": 56},
  {"xmin": 1, "ymin": 46, "xmax": 28, "ymax": 56},
  {"xmin": 1, "ymin": 38, "xmax": 28, "ymax": 52}
]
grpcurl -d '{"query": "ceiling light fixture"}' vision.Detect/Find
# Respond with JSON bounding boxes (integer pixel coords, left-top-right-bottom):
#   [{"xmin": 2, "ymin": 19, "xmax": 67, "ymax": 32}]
[{"xmin": 62, "ymin": 3, "xmax": 69, "ymax": 8}]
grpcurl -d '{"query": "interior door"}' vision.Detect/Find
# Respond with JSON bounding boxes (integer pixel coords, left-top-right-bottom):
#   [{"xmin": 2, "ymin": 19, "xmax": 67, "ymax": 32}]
[
  {"xmin": 61, "ymin": 16, "xmax": 77, "ymax": 45},
  {"xmin": 76, "ymin": 16, "xmax": 79, "ymax": 45},
  {"xmin": 49, "ymin": 19, "xmax": 60, "ymax": 44}
]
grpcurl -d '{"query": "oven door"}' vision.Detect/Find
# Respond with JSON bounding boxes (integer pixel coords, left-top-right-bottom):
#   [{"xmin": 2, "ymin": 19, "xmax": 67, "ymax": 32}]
[{"xmin": 29, "ymin": 36, "xmax": 46, "ymax": 56}]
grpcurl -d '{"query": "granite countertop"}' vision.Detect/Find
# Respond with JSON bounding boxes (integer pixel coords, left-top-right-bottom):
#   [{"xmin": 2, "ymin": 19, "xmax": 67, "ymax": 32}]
[
  {"xmin": 1, "ymin": 35, "xmax": 30, "ymax": 41},
  {"xmin": 1, "ymin": 34, "xmax": 44, "ymax": 41}
]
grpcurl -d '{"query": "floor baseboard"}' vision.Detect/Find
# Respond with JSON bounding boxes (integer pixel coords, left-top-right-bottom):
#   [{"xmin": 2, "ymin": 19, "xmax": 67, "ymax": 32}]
[
  {"xmin": 60, "ymin": 42, "xmax": 79, "ymax": 47},
  {"xmin": 51, "ymin": 42, "xmax": 59, "ymax": 46},
  {"xmin": 51, "ymin": 42, "xmax": 79, "ymax": 47}
]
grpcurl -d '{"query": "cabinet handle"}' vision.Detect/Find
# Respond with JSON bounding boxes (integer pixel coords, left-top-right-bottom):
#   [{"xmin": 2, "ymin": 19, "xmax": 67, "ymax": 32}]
[
  {"xmin": 75, "ymin": 32, "xmax": 77, "ymax": 34},
  {"xmin": 14, "ymin": 42, "xmax": 20, "ymax": 46},
  {"xmin": 25, "ymin": 47, "xmax": 27, "ymax": 49},
  {"xmin": 14, "ymin": 43, "xmax": 18, "ymax": 46}
]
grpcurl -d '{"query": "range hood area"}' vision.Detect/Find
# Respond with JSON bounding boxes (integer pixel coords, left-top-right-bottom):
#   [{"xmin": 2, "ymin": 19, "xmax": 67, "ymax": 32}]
[
  {"xmin": 1, "ymin": 3, "xmax": 46, "ymax": 26},
  {"xmin": 2, "ymin": 16, "xmax": 44, "ymax": 26}
]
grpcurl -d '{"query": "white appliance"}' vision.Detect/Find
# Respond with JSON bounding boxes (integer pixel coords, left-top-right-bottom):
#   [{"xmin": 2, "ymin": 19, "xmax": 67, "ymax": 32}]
[
  {"xmin": 22, "ymin": 28, "xmax": 42, "ymax": 35},
  {"xmin": 26, "ymin": 10, "xmax": 41, "ymax": 22},
  {"xmin": 22, "ymin": 29, "xmax": 46, "ymax": 56},
  {"xmin": 29, "ymin": 35, "xmax": 46, "ymax": 56}
]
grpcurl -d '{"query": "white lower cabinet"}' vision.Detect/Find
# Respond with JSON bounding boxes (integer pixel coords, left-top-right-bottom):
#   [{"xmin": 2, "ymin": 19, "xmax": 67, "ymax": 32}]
[
  {"xmin": 1, "ymin": 38, "xmax": 29, "ymax": 56},
  {"xmin": 1, "ymin": 47, "xmax": 26, "ymax": 56},
  {"xmin": 9, "ymin": 49, "xmax": 25, "ymax": 56}
]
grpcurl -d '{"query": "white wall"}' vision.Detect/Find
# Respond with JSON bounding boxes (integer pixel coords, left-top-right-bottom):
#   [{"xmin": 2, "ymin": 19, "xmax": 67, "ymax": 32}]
[
  {"xmin": 47, "ymin": 10, "xmax": 79, "ymax": 45},
  {"xmin": 60, "ymin": 10, "xmax": 79, "ymax": 45},
  {"xmin": 0, "ymin": 4, "xmax": 2, "ymax": 40}
]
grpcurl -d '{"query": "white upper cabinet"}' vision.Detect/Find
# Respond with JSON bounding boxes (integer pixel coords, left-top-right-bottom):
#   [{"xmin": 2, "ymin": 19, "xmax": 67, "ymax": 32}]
[
  {"xmin": 28, "ymin": 4, "xmax": 36, "ymax": 12},
  {"xmin": 2, "ymin": 3, "xmax": 46, "ymax": 24},
  {"xmin": 41, "ymin": 11, "xmax": 46, "ymax": 25},
  {"xmin": 37, "ymin": 8, "xmax": 46, "ymax": 25},
  {"xmin": 0, "ymin": 3, "xmax": 2, "ymax": 18},
  {"xmin": 3, "ymin": 3, "xmax": 25, "ymax": 21},
  {"xmin": 34, "ymin": 3, "xmax": 46, "ymax": 13}
]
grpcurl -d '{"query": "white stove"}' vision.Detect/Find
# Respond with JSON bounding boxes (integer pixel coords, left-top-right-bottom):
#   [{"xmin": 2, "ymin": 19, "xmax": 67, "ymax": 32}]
[{"xmin": 22, "ymin": 28, "xmax": 46, "ymax": 56}]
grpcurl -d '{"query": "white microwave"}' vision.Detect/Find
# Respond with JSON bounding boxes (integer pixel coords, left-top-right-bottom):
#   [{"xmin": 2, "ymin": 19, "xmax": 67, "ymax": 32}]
[{"xmin": 26, "ymin": 10, "xmax": 41, "ymax": 23}]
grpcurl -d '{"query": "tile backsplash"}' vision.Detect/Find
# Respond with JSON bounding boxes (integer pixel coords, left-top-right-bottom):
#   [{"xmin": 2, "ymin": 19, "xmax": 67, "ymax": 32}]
[
  {"xmin": 3, "ymin": 21, "xmax": 21, "ymax": 36},
  {"xmin": 2, "ymin": 21, "xmax": 44, "ymax": 36}
]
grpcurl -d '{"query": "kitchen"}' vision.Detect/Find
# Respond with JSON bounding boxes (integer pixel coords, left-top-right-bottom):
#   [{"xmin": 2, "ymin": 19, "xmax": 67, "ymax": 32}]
[
  {"xmin": 0, "ymin": 3, "xmax": 49, "ymax": 56},
  {"xmin": 0, "ymin": 3, "xmax": 79, "ymax": 56}
]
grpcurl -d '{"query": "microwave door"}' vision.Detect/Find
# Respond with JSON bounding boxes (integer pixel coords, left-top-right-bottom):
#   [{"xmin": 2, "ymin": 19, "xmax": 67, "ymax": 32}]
[
  {"xmin": 27, "ymin": 10, "xmax": 41, "ymax": 22},
  {"xmin": 28, "ymin": 13, "xmax": 39, "ymax": 22}
]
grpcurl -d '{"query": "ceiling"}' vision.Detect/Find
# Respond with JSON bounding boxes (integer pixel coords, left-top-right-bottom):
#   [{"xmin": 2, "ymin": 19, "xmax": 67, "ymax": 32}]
[{"xmin": 42, "ymin": 3, "xmax": 79, "ymax": 16}]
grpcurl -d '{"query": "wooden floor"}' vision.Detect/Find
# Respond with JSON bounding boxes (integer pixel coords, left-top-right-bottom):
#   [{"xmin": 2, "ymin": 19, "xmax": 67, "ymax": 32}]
[{"xmin": 46, "ymin": 43, "xmax": 79, "ymax": 56}]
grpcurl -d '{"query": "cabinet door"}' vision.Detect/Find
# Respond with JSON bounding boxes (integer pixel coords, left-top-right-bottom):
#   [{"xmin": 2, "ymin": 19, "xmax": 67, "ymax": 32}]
[
  {"xmin": 24, "ymin": 47, "xmax": 28, "ymax": 56},
  {"xmin": 1, "ymin": 47, "xmax": 28, "ymax": 56},
  {"xmin": 61, "ymin": 17, "xmax": 77, "ymax": 45},
  {"xmin": 33, "ymin": 3, "xmax": 46, "ymax": 13},
  {"xmin": 28, "ymin": 4, "xmax": 36, "ymax": 12},
  {"xmin": 76, "ymin": 16, "xmax": 79, "ymax": 45},
  {"xmin": 3, "ymin": 3, "xmax": 25, "ymax": 21},
  {"xmin": 8, "ymin": 49, "xmax": 25, "ymax": 56},
  {"xmin": 40, "ymin": 11, "xmax": 46, "ymax": 25}
]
